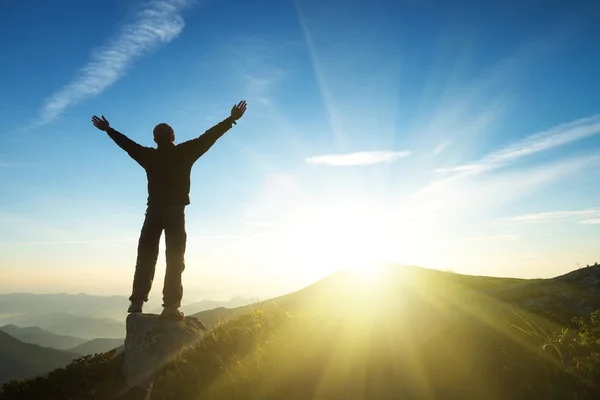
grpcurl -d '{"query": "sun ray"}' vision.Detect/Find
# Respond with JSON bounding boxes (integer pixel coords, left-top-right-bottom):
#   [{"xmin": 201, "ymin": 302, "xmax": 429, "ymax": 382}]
[{"xmin": 294, "ymin": 0, "xmax": 346, "ymax": 150}]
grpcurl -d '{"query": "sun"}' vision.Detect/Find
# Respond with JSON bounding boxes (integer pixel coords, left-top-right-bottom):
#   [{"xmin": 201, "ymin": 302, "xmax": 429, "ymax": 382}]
[
  {"xmin": 246, "ymin": 198, "xmax": 439, "ymax": 289},
  {"xmin": 263, "ymin": 204, "xmax": 398, "ymax": 280}
]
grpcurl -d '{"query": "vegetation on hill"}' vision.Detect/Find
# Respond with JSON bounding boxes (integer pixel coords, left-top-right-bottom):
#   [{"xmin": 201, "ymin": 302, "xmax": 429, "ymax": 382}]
[
  {"xmin": 0, "ymin": 331, "xmax": 79, "ymax": 385},
  {"xmin": 68, "ymin": 338, "xmax": 125, "ymax": 356},
  {"xmin": 2, "ymin": 265, "xmax": 600, "ymax": 399}
]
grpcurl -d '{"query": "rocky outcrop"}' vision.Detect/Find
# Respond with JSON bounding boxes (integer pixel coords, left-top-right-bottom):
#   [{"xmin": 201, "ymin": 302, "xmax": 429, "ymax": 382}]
[{"xmin": 122, "ymin": 313, "xmax": 207, "ymax": 391}]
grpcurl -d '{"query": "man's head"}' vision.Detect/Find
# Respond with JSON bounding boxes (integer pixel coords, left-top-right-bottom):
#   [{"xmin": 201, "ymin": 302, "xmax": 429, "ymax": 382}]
[{"xmin": 153, "ymin": 123, "xmax": 175, "ymax": 147}]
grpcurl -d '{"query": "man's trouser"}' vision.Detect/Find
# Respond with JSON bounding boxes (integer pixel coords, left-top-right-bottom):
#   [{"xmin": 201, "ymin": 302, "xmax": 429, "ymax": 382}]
[{"xmin": 129, "ymin": 205, "xmax": 186, "ymax": 308}]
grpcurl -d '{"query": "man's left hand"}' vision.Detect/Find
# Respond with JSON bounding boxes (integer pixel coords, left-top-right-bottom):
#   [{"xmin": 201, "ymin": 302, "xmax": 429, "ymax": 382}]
[{"xmin": 230, "ymin": 101, "xmax": 247, "ymax": 122}]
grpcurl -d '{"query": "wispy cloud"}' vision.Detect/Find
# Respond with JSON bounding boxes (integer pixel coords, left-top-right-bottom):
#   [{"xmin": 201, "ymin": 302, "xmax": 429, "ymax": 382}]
[
  {"xmin": 38, "ymin": 0, "xmax": 192, "ymax": 124},
  {"xmin": 226, "ymin": 37, "xmax": 290, "ymax": 107},
  {"xmin": 505, "ymin": 208, "xmax": 600, "ymax": 223},
  {"xmin": 241, "ymin": 70, "xmax": 285, "ymax": 106},
  {"xmin": 411, "ymin": 148, "xmax": 600, "ymax": 220},
  {"xmin": 412, "ymin": 114, "xmax": 600, "ymax": 216},
  {"xmin": 461, "ymin": 234, "xmax": 519, "ymax": 243},
  {"xmin": 436, "ymin": 114, "xmax": 600, "ymax": 174},
  {"xmin": 432, "ymin": 140, "xmax": 452, "ymax": 156},
  {"xmin": 581, "ymin": 218, "xmax": 600, "ymax": 225},
  {"xmin": 306, "ymin": 151, "xmax": 411, "ymax": 166}
]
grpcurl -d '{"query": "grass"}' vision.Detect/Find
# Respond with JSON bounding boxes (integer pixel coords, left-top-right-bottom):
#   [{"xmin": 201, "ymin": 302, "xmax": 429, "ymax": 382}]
[{"xmin": 2, "ymin": 266, "xmax": 600, "ymax": 399}]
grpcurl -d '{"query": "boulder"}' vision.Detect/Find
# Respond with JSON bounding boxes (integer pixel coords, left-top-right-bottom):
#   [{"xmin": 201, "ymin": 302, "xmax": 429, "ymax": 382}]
[{"xmin": 122, "ymin": 313, "xmax": 207, "ymax": 390}]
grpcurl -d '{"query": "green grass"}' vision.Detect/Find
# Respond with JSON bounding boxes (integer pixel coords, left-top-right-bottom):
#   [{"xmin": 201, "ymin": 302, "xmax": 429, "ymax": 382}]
[{"xmin": 2, "ymin": 265, "xmax": 600, "ymax": 400}]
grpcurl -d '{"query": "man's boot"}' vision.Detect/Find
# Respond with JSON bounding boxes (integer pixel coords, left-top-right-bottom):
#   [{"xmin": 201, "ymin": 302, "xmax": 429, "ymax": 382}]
[
  {"xmin": 160, "ymin": 307, "xmax": 184, "ymax": 321},
  {"xmin": 128, "ymin": 300, "xmax": 143, "ymax": 313}
]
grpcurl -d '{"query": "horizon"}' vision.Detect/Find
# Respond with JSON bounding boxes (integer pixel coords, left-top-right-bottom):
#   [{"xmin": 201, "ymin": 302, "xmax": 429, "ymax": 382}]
[{"xmin": 2, "ymin": 0, "xmax": 600, "ymax": 301}]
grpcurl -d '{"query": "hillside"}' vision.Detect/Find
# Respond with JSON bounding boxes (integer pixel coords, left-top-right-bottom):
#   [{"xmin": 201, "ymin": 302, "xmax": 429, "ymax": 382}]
[
  {"xmin": 148, "ymin": 296, "xmax": 255, "ymax": 316},
  {"xmin": 0, "ymin": 325, "xmax": 86, "ymax": 351},
  {"xmin": 69, "ymin": 338, "xmax": 124, "ymax": 356},
  {"xmin": 190, "ymin": 265, "xmax": 528, "ymax": 328},
  {"xmin": 0, "ymin": 331, "xmax": 79, "ymax": 385},
  {"xmin": 2, "ymin": 264, "xmax": 600, "ymax": 399},
  {"xmin": 486, "ymin": 262, "xmax": 600, "ymax": 322}
]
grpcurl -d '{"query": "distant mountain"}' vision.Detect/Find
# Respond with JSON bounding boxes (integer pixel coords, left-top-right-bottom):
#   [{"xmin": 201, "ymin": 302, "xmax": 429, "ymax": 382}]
[
  {"xmin": 0, "ymin": 325, "xmax": 123, "ymax": 356},
  {"xmin": 3, "ymin": 313, "xmax": 125, "ymax": 339},
  {"xmin": 68, "ymin": 338, "xmax": 124, "ymax": 356},
  {"xmin": 149, "ymin": 296, "xmax": 256, "ymax": 316},
  {"xmin": 0, "ymin": 293, "xmax": 144, "ymax": 322},
  {"xmin": 0, "ymin": 325, "xmax": 86, "ymax": 351},
  {"xmin": 0, "ymin": 293, "xmax": 251, "ymax": 326},
  {"xmin": 0, "ymin": 330, "xmax": 78, "ymax": 385}
]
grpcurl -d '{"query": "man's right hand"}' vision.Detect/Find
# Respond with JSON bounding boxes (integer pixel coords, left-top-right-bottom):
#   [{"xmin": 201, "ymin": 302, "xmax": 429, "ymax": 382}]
[{"xmin": 92, "ymin": 115, "xmax": 111, "ymax": 131}]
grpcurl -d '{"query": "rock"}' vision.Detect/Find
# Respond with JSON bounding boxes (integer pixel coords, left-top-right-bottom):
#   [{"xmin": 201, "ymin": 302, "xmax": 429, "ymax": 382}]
[{"xmin": 123, "ymin": 313, "xmax": 207, "ymax": 389}]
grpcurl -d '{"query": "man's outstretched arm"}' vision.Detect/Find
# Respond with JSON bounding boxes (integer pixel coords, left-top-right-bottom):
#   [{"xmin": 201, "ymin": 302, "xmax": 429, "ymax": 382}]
[
  {"xmin": 91, "ymin": 115, "xmax": 148, "ymax": 166},
  {"xmin": 181, "ymin": 100, "xmax": 248, "ymax": 161}
]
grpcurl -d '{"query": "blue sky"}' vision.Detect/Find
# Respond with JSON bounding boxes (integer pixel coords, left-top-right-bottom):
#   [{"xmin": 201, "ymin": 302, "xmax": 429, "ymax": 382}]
[{"xmin": 1, "ymin": 0, "xmax": 600, "ymax": 301}]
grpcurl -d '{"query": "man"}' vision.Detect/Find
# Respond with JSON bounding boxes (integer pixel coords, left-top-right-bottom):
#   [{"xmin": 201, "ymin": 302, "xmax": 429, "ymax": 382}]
[{"xmin": 91, "ymin": 100, "xmax": 247, "ymax": 320}]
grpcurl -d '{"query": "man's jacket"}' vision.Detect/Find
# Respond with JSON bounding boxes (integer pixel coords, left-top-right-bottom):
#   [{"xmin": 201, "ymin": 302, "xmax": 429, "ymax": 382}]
[{"xmin": 106, "ymin": 117, "xmax": 235, "ymax": 206}]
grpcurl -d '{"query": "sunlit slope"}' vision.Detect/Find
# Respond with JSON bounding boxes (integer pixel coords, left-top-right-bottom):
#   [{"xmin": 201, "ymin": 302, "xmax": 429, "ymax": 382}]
[
  {"xmin": 3, "ymin": 265, "xmax": 599, "ymax": 399},
  {"xmin": 172, "ymin": 268, "xmax": 552, "ymax": 400},
  {"xmin": 191, "ymin": 264, "xmax": 527, "ymax": 327},
  {"xmin": 487, "ymin": 263, "xmax": 600, "ymax": 321}
]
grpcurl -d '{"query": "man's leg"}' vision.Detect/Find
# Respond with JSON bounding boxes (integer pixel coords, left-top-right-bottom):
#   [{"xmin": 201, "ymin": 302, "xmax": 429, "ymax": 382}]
[
  {"xmin": 163, "ymin": 206, "xmax": 186, "ymax": 312},
  {"xmin": 129, "ymin": 207, "xmax": 163, "ymax": 307}
]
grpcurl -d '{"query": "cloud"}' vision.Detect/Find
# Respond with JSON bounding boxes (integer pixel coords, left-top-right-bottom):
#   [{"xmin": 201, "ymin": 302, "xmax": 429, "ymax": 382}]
[
  {"xmin": 226, "ymin": 37, "xmax": 290, "ymax": 107},
  {"xmin": 461, "ymin": 235, "xmax": 519, "ymax": 243},
  {"xmin": 581, "ymin": 219, "xmax": 600, "ymax": 225},
  {"xmin": 241, "ymin": 70, "xmax": 285, "ymax": 106},
  {"xmin": 411, "ymin": 114, "xmax": 600, "ymax": 217},
  {"xmin": 436, "ymin": 114, "xmax": 600, "ymax": 174},
  {"xmin": 410, "ymin": 150, "xmax": 600, "ymax": 221},
  {"xmin": 505, "ymin": 208, "xmax": 600, "ymax": 223},
  {"xmin": 38, "ymin": 0, "xmax": 192, "ymax": 124},
  {"xmin": 305, "ymin": 151, "xmax": 411, "ymax": 166},
  {"xmin": 432, "ymin": 140, "xmax": 452, "ymax": 156}
]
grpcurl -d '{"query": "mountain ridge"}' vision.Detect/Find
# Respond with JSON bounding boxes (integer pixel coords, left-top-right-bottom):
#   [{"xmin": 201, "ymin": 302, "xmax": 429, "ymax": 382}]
[
  {"xmin": 0, "ymin": 330, "xmax": 79, "ymax": 385},
  {"xmin": 0, "ymin": 325, "xmax": 86, "ymax": 351},
  {"xmin": 3, "ymin": 264, "xmax": 600, "ymax": 399}
]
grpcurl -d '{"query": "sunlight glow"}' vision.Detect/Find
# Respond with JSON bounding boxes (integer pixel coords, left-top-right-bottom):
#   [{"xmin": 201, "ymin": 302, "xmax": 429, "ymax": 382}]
[
  {"xmin": 351, "ymin": 264, "xmax": 385, "ymax": 281},
  {"xmin": 249, "ymin": 200, "xmax": 442, "ymax": 286}
]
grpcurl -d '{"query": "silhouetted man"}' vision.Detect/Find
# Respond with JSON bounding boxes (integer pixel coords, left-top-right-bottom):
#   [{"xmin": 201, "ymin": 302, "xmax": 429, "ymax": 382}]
[{"xmin": 91, "ymin": 101, "xmax": 247, "ymax": 320}]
